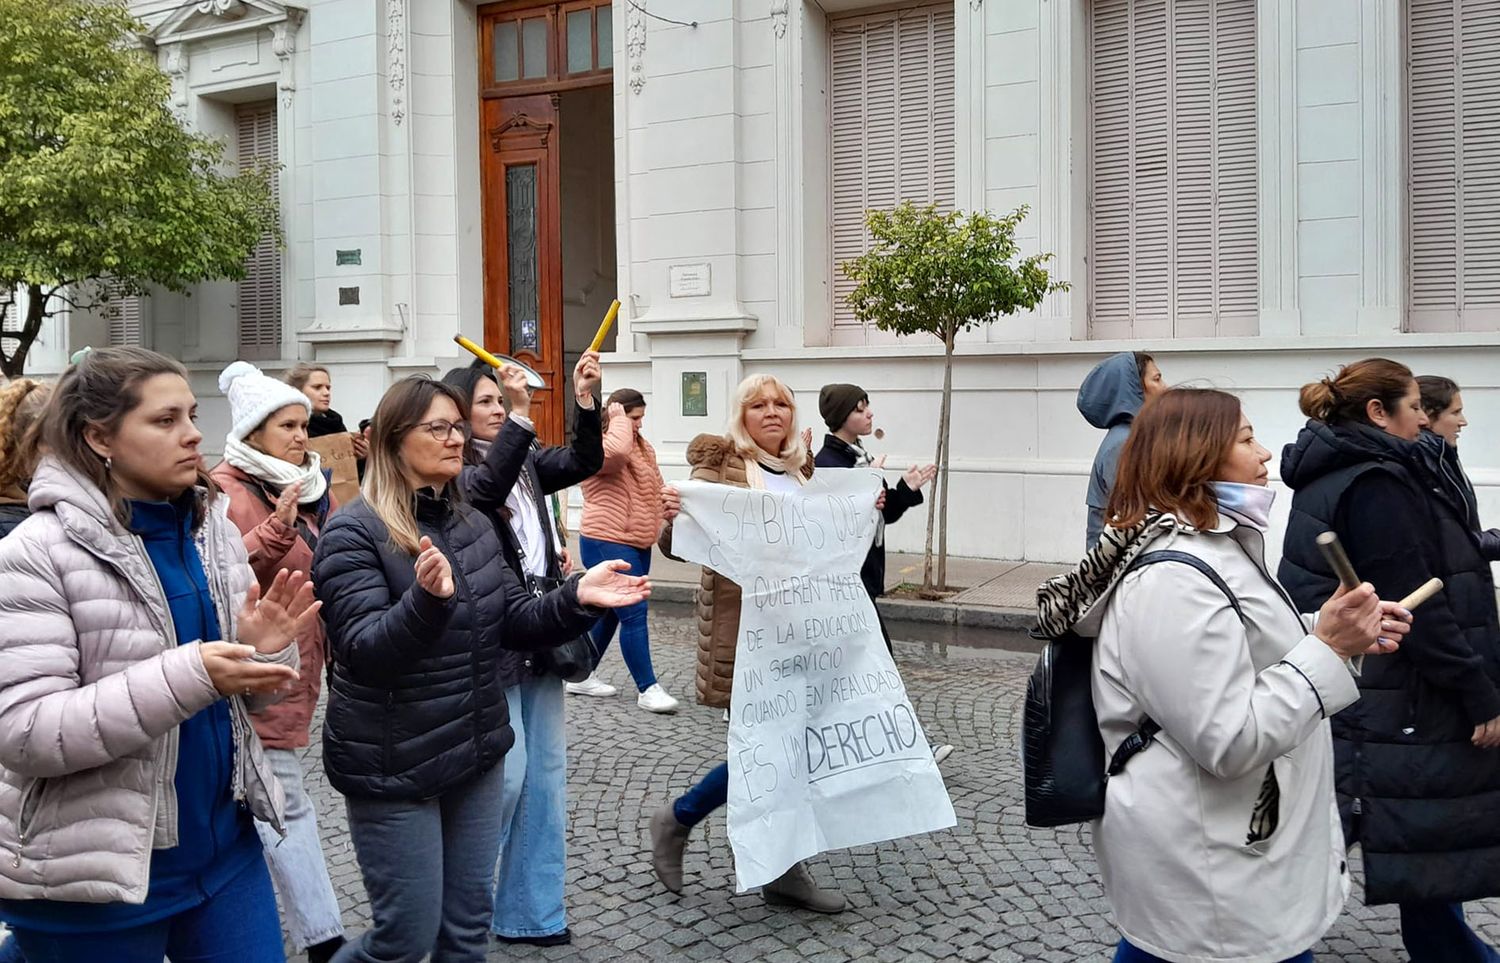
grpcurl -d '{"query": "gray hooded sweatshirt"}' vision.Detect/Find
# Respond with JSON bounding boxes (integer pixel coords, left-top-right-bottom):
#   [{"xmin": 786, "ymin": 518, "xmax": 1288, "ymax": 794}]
[{"xmin": 1078, "ymin": 352, "xmax": 1145, "ymax": 549}]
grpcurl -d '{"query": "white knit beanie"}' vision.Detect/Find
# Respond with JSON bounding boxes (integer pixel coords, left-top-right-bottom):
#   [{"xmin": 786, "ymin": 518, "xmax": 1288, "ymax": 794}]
[{"xmin": 218, "ymin": 361, "xmax": 312, "ymax": 442}]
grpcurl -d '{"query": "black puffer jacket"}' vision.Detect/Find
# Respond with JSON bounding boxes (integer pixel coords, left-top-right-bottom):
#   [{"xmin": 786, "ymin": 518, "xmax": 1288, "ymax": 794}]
[
  {"xmin": 459, "ymin": 403, "xmax": 603, "ymax": 686},
  {"xmin": 1279, "ymin": 419, "xmax": 1500, "ymax": 904},
  {"xmin": 312, "ymin": 488, "xmax": 600, "ymax": 801},
  {"xmin": 1415, "ymin": 429, "xmax": 1500, "ymax": 561}
]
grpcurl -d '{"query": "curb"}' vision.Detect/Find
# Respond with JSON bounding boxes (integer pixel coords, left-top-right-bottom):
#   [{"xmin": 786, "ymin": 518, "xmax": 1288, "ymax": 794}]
[{"xmin": 650, "ymin": 581, "xmax": 1033, "ymax": 632}]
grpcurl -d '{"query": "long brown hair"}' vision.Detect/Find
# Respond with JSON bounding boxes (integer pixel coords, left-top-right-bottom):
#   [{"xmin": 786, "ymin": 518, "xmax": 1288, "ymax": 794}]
[
  {"xmin": 362, "ymin": 376, "xmax": 469, "ymax": 555},
  {"xmin": 1416, "ymin": 375, "xmax": 1460, "ymax": 422},
  {"xmin": 1299, "ymin": 358, "xmax": 1414, "ymax": 427},
  {"xmin": 0, "ymin": 378, "xmax": 52, "ymax": 494},
  {"xmin": 41, "ymin": 347, "xmax": 217, "ymax": 529},
  {"xmin": 1107, "ymin": 388, "xmax": 1242, "ymax": 531}
]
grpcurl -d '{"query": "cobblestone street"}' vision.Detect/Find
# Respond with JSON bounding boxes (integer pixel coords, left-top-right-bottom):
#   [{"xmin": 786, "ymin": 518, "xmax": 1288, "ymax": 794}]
[{"xmin": 294, "ymin": 606, "xmax": 1500, "ymax": 962}]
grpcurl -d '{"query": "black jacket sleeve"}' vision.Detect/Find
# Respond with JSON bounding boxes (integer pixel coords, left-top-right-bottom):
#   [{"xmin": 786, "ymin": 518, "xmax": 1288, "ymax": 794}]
[
  {"xmin": 313, "ymin": 514, "xmax": 457, "ymax": 688},
  {"xmin": 495, "ymin": 564, "xmax": 602, "ymax": 651},
  {"xmin": 461, "ymin": 417, "xmax": 536, "ymax": 513},
  {"xmin": 1338, "ymin": 472, "xmax": 1500, "ymax": 725},
  {"xmin": 532, "ymin": 402, "xmax": 604, "ymax": 495},
  {"xmin": 1481, "ymin": 528, "xmax": 1500, "ymax": 563},
  {"xmin": 881, "ymin": 478, "xmax": 924, "ymax": 524}
]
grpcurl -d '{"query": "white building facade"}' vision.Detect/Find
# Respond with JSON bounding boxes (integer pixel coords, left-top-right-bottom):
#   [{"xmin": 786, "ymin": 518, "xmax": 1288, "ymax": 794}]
[{"xmin": 29, "ymin": 0, "xmax": 1496, "ymax": 564}]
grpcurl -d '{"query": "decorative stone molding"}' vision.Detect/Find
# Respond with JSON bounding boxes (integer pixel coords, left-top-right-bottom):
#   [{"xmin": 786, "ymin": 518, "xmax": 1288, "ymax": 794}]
[
  {"xmin": 196, "ymin": 0, "xmax": 246, "ymax": 17},
  {"xmin": 149, "ymin": 1, "xmax": 305, "ymax": 47},
  {"xmin": 270, "ymin": 13, "xmax": 301, "ymax": 109},
  {"xmin": 771, "ymin": 0, "xmax": 789, "ymax": 39},
  {"xmin": 626, "ymin": 1, "xmax": 647, "ymax": 93},
  {"xmin": 164, "ymin": 44, "xmax": 190, "ymax": 117},
  {"xmin": 387, "ymin": 0, "xmax": 407, "ymax": 126}
]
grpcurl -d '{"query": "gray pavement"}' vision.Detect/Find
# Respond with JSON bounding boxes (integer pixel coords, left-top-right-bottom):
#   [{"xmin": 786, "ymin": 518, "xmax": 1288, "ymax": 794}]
[{"xmin": 291, "ymin": 606, "xmax": 1500, "ymax": 961}]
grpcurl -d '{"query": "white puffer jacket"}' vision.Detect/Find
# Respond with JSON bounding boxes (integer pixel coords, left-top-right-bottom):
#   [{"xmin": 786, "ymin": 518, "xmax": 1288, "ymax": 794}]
[
  {"xmin": 1078, "ymin": 513, "xmax": 1359, "ymax": 963},
  {"xmin": 0, "ymin": 457, "xmax": 294, "ymax": 904}
]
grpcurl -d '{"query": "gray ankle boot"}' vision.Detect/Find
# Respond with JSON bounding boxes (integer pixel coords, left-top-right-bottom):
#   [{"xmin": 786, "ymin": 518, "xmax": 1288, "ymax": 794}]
[
  {"xmin": 650, "ymin": 805, "xmax": 692, "ymax": 894},
  {"xmin": 761, "ymin": 860, "xmax": 847, "ymax": 913}
]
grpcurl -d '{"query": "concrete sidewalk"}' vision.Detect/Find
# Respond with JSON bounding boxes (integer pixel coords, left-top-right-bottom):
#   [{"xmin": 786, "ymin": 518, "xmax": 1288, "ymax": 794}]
[{"xmin": 572, "ymin": 537, "xmax": 1064, "ymax": 631}]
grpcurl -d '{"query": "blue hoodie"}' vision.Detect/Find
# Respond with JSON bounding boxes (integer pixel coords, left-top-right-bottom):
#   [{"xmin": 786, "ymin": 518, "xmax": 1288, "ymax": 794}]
[
  {"xmin": 0, "ymin": 498, "xmax": 261, "ymax": 933},
  {"xmin": 1077, "ymin": 352, "xmax": 1145, "ymax": 549}
]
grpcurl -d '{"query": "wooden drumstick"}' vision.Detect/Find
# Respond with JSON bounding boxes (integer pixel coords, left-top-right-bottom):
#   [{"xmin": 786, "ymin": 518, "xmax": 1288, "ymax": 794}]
[
  {"xmin": 1398, "ymin": 577, "xmax": 1443, "ymax": 611},
  {"xmin": 454, "ymin": 334, "xmax": 507, "ymax": 369},
  {"xmin": 1316, "ymin": 532, "xmax": 1361, "ymax": 590}
]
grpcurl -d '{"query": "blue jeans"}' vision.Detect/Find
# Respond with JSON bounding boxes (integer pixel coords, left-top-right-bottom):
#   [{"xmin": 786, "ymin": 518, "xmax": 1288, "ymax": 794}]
[
  {"xmin": 254, "ymin": 748, "xmax": 344, "ymax": 950},
  {"xmin": 673, "ymin": 762, "xmax": 729, "ymax": 828},
  {"xmin": 10, "ymin": 856, "xmax": 283, "ymax": 963},
  {"xmin": 1400, "ymin": 902, "xmax": 1500, "ymax": 962},
  {"xmin": 1115, "ymin": 941, "xmax": 1310, "ymax": 962},
  {"xmin": 491, "ymin": 677, "xmax": 568, "ymax": 939},
  {"xmin": 577, "ymin": 536, "xmax": 656, "ymax": 691},
  {"xmin": 334, "ymin": 761, "xmax": 505, "ymax": 963}
]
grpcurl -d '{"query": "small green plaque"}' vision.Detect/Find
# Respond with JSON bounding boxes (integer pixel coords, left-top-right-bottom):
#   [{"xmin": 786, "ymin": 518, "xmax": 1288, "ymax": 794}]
[
  {"xmin": 681, "ymin": 371, "xmax": 708, "ymax": 417},
  {"xmin": 336, "ymin": 248, "xmax": 362, "ymax": 266}
]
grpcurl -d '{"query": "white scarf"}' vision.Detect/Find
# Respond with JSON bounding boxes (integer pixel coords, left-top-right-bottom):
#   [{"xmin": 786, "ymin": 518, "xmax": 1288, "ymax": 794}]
[
  {"xmin": 1211, "ymin": 481, "xmax": 1276, "ymax": 531},
  {"xmin": 224, "ymin": 437, "xmax": 328, "ymax": 505}
]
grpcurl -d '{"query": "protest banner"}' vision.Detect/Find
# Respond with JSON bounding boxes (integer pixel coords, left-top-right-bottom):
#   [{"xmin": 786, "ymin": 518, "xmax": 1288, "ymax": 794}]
[
  {"xmin": 306, "ymin": 432, "xmax": 360, "ymax": 506},
  {"xmin": 669, "ymin": 469, "xmax": 957, "ymax": 890}
]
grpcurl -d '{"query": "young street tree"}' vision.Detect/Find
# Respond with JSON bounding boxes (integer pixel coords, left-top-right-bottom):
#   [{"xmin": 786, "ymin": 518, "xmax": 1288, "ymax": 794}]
[
  {"xmin": 842, "ymin": 202, "xmax": 1065, "ymax": 594},
  {"xmin": 0, "ymin": 0, "xmax": 278, "ymax": 377}
]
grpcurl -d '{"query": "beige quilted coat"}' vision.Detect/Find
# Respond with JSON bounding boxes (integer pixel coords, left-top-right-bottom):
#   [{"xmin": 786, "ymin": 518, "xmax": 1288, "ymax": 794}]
[{"xmin": 0, "ymin": 457, "xmax": 294, "ymax": 904}]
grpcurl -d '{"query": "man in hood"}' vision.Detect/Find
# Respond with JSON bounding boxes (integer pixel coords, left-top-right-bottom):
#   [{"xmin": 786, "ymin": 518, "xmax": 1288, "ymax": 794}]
[{"xmin": 1077, "ymin": 351, "xmax": 1165, "ymax": 549}]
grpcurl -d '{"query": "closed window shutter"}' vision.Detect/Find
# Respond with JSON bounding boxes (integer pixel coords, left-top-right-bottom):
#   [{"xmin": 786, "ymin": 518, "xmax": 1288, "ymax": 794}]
[
  {"xmin": 1088, "ymin": 0, "xmax": 1257, "ymax": 338},
  {"xmin": 1409, "ymin": 0, "xmax": 1500, "ymax": 332},
  {"xmin": 829, "ymin": 4, "xmax": 956, "ymax": 340},
  {"xmin": 236, "ymin": 102, "xmax": 282, "ymax": 360},
  {"xmin": 104, "ymin": 286, "xmax": 145, "ymax": 347}
]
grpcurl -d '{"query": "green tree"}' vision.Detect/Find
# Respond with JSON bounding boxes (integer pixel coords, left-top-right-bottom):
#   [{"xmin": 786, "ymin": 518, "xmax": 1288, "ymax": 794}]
[
  {"xmin": 842, "ymin": 202, "xmax": 1065, "ymax": 593},
  {"xmin": 0, "ymin": 0, "xmax": 279, "ymax": 377}
]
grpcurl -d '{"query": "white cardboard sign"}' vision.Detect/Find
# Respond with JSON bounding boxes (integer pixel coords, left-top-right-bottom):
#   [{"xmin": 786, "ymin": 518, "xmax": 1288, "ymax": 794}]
[{"xmin": 669, "ymin": 469, "xmax": 957, "ymax": 890}]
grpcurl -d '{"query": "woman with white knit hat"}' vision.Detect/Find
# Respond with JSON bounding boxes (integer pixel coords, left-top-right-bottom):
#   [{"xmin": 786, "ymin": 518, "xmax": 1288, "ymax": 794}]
[{"xmin": 209, "ymin": 361, "xmax": 347, "ymax": 963}]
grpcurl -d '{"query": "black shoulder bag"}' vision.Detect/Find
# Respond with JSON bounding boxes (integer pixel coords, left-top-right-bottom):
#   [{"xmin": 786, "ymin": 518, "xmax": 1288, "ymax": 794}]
[{"xmin": 1022, "ymin": 550, "xmax": 1245, "ymax": 828}]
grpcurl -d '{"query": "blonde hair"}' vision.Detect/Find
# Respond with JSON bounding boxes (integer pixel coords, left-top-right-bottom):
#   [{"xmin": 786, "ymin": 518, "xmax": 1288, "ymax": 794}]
[
  {"xmin": 362, "ymin": 377, "xmax": 469, "ymax": 555},
  {"xmin": 725, "ymin": 374, "xmax": 809, "ymax": 475},
  {"xmin": 0, "ymin": 379, "xmax": 52, "ymax": 494},
  {"xmin": 286, "ymin": 362, "xmax": 330, "ymax": 391}
]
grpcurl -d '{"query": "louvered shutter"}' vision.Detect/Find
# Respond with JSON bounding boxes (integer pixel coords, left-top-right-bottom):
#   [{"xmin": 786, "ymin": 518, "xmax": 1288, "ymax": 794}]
[
  {"xmin": 104, "ymin": 286, "xmax": 145, "ymax": 347},
  {"xmin": 1088, "ymin": 0, "xmax": 1257, "ymax": 338},
  {"xmin": 829, "ymin": 4, "xmax": 956, "ymax": 339},
  {"xmin": 1409, "ymin": 0, "xmax": 1500, "ymax": 332},
  {"xmin": 236, "ymin": 102, "xmax": 282, "ymax": 360}
]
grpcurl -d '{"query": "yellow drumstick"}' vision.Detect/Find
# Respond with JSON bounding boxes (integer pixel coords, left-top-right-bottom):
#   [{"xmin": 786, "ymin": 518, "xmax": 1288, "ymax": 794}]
[
  {"xmin": 453, "ymin": 334, "xmax": 506, "ymax": 369},
  {"xmin": 588, "ymin": 300, "xmax": 620, "ymax": 352}
]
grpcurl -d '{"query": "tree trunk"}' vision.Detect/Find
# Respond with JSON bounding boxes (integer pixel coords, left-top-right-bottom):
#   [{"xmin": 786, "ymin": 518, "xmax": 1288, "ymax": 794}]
[
  {"xmin": 0, "ymin": 283, "xmax": 50, "ymax": 380},
  {"xmin": 920, "ymin": 410, "xmax": 941, "ymax": 592},
  {"xmin": 935, "ymin": 330, "xmax": 955, "ymax": 591}
]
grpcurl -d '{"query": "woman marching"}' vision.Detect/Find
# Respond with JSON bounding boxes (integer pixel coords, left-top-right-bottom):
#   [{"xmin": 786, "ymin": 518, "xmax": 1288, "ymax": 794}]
[
  {"xmin": 312, "ymin": 376, "xmax": 648, "ymax": 963},
  {"xmin": 440, "ymin": 352, "xmax": 604, "ymax": 947},
  {"xmin": 0, "ymin": 378, "xmax": 51, "ymax": 540},
  {"xmin": 1073, "ymin": 387, "xmax": 1405, "ymax": 962},
  {"xmin": 1280, "ymin": 359, "xmax": 1500, "ymax": 960},
  {"xmin": 1415, "ymin": 375, "xmax": 1500, "ymax": 561},
  {"xmin": 650, "ymin": 373, "xmax": 845, "ymax": 913},
  {"xmin": 210, "ymin": 362, "xmax": 347, "ymax": 963},
  {"xmin": 576, "ymin": 387, "xmax": 676, "ymax": 712},
  {"xmin": 0, "ymin": 347, "xmax": 317, "ymax": 963}
]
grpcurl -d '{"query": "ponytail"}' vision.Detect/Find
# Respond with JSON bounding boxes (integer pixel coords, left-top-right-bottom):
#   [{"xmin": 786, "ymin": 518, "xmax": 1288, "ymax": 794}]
[{"xmin": 1298, "ymin": 359, "xmax": 1414, "ymax": 427}]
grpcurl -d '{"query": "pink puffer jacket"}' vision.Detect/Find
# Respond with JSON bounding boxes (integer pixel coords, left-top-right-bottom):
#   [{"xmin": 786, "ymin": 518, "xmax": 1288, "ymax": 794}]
[
  {"xmin": 580, "ymin": 416, "xmax": 665, "ymax": 549},
  {"xmin": 0, "ymin": 457, "xmax": 293, "ymax": 904}
]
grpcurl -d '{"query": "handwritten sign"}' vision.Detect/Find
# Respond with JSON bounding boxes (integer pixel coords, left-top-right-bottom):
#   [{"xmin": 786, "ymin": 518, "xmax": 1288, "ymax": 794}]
[
  {"xmin": 306, "ymin": 433, "xmax": 359, "ymax": 507},
  {"xmin": 670, "ymin": 470, "xmax": 956, "ymax": 890}
]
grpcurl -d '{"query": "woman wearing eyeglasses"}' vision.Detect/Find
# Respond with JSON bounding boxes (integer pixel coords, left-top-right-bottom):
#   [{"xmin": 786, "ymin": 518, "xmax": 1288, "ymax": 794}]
[{"xmin": 311, "ymin": 377, "xmax": 650, "ymax": 963}]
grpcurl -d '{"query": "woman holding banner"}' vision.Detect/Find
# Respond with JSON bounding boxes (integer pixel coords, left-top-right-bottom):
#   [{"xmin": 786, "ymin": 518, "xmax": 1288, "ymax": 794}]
[
  {"xmin": 1280, "ymin": 359, "xmax": 1500, "ymax": 960},
  {"xmin": 651, "ymin": 373, "xmax": 846, "ymax": 913}
]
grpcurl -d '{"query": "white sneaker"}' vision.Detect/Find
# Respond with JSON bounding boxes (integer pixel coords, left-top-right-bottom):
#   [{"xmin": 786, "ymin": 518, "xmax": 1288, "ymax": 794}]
[
  {"xmin": 565, "ymin": 674, "xmax": 618, "ymax": 698},
  {"xmin": 932, "ymin": 744, "xmax": 955, "ymax": 766},
  {"xmin": 637, "ymin": 684, "xmax": 680, "ymax": 714}
]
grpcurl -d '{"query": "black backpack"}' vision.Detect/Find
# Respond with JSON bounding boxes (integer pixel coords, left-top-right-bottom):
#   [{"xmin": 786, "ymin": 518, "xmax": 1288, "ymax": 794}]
[{"xmin": 1022, "ymin": 549, "xmax": 1244, "ymax": 828}]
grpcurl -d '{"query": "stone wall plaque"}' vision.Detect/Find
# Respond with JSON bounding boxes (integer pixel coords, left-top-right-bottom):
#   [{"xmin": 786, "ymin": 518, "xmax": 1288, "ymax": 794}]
[
  {"xmin": 669, "ymin": 263, "xmax": 711, "ymax": 298},
  {"xmin": 336, "ymin": 248, "xmax": 362, "ymax": 266},
  {"xmin": 338, "ymin": 286, "xmax": 360, "ymax": 305}
]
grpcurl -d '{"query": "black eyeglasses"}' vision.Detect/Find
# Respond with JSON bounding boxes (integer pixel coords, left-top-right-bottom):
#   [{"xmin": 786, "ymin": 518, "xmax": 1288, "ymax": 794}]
[{"xmin": 406, "ymin": 419, "xmax": 468, "ymax": 441}]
